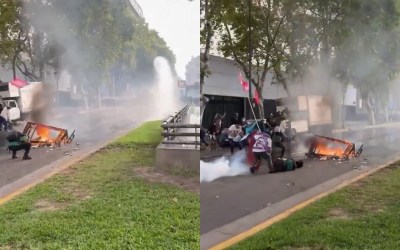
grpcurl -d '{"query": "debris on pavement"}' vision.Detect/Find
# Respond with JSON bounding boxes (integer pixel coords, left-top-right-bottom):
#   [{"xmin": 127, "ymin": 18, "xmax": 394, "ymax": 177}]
[{"xmin": 286, "ymin": 182, "xmax": 294, "ymax": 187}]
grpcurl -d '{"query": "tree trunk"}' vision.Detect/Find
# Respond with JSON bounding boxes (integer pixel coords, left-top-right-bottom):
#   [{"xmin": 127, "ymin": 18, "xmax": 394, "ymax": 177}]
[
  {"xmin": 200, "ymin": 0, "xmax": 213, "ymax": 124},
  {"xmin": 80, "ymin": 83, "xmax": 89, "ymax": 110},
  {"xmin": 257, "ymin": 101, "xmax": 264, "ymax": 119},
  {"xmin": 367, "ymin": 106, "xmax": 375, "ymax": 125},
  {"xmin": 12, "ymin": 54, "xmax": 17, "ymax": 80}
]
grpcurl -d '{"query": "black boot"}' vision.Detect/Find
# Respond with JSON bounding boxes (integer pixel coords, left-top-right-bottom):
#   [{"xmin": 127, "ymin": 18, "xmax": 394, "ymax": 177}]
[
  {"xmin": 12, "ymin": 150, "xmax": 17, "ymax": 159},
  {"xmin": 23, "ymin": 154, "xmax": 32, "ymax": 160}
]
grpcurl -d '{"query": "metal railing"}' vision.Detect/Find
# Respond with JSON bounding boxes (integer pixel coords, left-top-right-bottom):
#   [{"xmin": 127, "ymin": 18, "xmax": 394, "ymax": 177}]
[{"xmin": 161, "ymin": 104, "xmax": 200, "ymax": 148}]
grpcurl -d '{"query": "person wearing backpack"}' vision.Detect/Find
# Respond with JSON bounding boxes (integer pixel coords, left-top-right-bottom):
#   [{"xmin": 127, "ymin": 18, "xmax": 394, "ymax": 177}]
[{"xmin": 7, "ymin": 131, "xmax": 32, "ymax": 160}]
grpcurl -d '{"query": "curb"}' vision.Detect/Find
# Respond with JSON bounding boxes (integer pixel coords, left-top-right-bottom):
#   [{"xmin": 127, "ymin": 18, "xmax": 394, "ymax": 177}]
[
  {"xmin": 0, "ymin": 122, "xmax": 141, "ymax": 206},
  {"xmin": 203, "ymin": 154, "xmax": 400, "ymax": 250}
]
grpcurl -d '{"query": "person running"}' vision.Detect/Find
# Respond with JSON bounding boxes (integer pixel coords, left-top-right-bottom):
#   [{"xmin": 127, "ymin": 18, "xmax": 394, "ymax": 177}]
[
  {"xmin": 6, "ymin": 130, "xmax": 32, "ymax": 160},
  {"xmin": 250, "ymin": 131, "xmax": 274, "ymax": 174}
]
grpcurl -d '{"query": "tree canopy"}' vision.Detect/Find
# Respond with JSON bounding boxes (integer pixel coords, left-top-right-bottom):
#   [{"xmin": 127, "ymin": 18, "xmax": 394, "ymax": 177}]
[
  {"xmin": 201, "ymin": 0, "xmax": 400, "ymax": 123},
  {"xmin": 0, "ymin": 0, "xmax": 176, "ymax": 104}
]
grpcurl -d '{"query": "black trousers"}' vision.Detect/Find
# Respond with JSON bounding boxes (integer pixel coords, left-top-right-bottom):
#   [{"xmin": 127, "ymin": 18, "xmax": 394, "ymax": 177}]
[
  {"xmin": 229, "ymin": 139, "xmax": 242, "ymax": 154},
  {"xmin": 9, "ymin": 143, "xmax": 31, "ymax": 156}
]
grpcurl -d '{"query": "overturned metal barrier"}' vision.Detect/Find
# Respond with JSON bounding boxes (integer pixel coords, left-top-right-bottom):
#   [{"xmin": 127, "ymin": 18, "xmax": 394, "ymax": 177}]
[
  {"xmin": 306, "ymin": 135, "xmax": 363, "ymax": 160},
  {"xmin": 23, "ymin": 122, "xmax": 75, "ymax": 147}
]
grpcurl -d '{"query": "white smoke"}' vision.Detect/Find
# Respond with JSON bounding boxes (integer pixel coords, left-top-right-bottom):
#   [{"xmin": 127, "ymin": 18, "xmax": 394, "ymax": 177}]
[
  {"xmin": 200, "ymin": 150, "xmax": 250, "ymax": 183},
  {"xmin": 153, "ymin": 56, "xmax": 181, "ymax": 118}
]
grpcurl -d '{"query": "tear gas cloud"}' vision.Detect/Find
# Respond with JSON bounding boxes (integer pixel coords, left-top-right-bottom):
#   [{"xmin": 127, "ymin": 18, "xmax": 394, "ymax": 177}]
[
  {"xmin": 200, "ymin": 150, "xmax": 250, "ymax": 183},
  {"xmin": 22, "ymin": 1, "xmax": 183, "ymax": 136}
]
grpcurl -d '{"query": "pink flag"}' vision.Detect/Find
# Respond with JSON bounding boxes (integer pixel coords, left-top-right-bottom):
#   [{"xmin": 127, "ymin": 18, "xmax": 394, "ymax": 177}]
[
  {"xmin": 254, "ymin": 88, "xmax": 261, "ymax": 105},
  {"xmin": 239, "ymin": 73, "xmax": 249, "ymax": 92},
  {"xmin": 10, "ymin": 78, "xmax": 28, "ymax": 88}
]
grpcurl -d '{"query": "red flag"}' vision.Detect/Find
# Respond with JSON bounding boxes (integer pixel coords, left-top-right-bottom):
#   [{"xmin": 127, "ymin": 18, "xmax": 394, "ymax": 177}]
[
  {"xmin": 239, "ymin": 73, "xmax": 249, "ymax": 92},
  {"xmin": 10, "ymin": 78, "xmax": 28, "ymax": 88},
  {"xmin": 254, "ymin": 88, "xmax": 261, "ymax": 105}
]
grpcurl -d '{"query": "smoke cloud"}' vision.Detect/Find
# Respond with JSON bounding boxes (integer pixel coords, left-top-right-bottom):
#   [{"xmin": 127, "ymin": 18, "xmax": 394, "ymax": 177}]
[
  {"xmin": 200, "ymin": 150, "xmax": 250, "ymax": 183},
  {"xmin": 18, "ymin": 1, "xmax": 183, "ymax": 135}
]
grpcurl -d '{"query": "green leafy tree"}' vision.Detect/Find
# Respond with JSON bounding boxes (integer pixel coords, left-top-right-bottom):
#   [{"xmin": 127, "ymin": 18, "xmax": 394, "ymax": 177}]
[{"xmin": 213, "ymin": 0, "xmax": 301, "ymax": 118}]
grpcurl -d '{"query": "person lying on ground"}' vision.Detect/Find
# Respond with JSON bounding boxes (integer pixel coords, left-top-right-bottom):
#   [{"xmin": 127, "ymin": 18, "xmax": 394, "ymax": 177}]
[
  {"xmin": 6, "ymin": 130, "xmax": 32, "ymax": 160},
  {"xmin": 228, "ymin": 123, "xmax": 243, "ymax": 154},
  {"xmin": 250, "ymin": 131, "xmax": 274, "ymax": 174},
  {"xmin": 270, "ymin": 158, "xmax": 304, "ymax": 173}
]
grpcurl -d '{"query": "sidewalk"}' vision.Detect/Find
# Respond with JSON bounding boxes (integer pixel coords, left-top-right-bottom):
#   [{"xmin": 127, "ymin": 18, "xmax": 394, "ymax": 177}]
[{"xmin": 332, "ymin": 121, "xmax": 400, "ymax": 133}]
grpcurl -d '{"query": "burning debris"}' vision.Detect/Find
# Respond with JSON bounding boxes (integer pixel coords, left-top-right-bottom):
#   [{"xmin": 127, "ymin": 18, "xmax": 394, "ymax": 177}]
[
  {"xmin": 306, "ymin": 135, "xmax": 363, "ymax": 160},
  {"xmin": 23, "ymin": 122, "xmax": 75, "ymax": 148}
]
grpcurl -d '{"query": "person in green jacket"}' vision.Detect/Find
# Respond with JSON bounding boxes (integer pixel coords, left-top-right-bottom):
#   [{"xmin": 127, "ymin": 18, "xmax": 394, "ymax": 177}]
[
  {"xmin": 6, "ymin": 131, "xmax": 32, "ymax": 160},
  {"xmin": 270, "ymin": 158, "xmax": 303, "ymax": 173}
]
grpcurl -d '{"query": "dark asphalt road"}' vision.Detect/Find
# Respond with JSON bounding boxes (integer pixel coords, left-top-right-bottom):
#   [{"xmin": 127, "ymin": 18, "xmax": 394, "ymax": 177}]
[
  {"xmin": 200, "ymin": 125, "xmax": 400, "ymax": 234},
  {"xmin": 0, "ymin": 107, "xmax": 144, "ymax": 189}
]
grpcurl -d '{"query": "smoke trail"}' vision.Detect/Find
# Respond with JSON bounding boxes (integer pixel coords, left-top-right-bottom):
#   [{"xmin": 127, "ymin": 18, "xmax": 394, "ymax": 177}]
[
  {"xmin": 200, "ymin": 150, "xmax": 250, "ymax": 183},
  {"xmin": 153, "ymin": 56, "xmax": 181, "ymax": 118}
]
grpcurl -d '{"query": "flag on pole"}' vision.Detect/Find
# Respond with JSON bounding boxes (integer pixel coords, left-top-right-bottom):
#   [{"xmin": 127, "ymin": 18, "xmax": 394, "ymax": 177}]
[
  {"xmin": 254, "ymin": 88, "xmax": 261, "ymax": 105},
  {"xmin": 239, "ymin": 73, "xmax": 249, "ymax": 92},
  {"xmin": 10, "ymin": 78, "xmax": 27, "ymax": 88}
]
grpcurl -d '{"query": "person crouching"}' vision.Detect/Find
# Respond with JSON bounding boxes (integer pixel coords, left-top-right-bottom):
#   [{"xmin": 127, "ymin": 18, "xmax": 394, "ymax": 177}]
[
  {"xmin": 6, "ymin": 131, "xmax": 32, "ymax": 160},
  {"xmin": 250, "ymin": 131, "xmax": 274, "ymax": 174}
]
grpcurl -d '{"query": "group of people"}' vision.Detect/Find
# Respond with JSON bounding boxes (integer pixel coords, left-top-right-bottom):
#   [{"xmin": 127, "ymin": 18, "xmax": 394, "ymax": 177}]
[
  {"xmin": 201, "ymin": 110, "xmax": 303, "ymax": 174},
  {"xmin": 249, "ymin": 129, "xmax": 303, "ymax": 174}
]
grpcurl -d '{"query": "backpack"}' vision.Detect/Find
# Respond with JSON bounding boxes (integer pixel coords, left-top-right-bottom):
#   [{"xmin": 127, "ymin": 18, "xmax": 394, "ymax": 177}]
[
  {"xmin": 6, "ymin": 131, "xmax": 23, "ymax": 143},
  {"xmin": 285, "ymin": 158, "xmax": 295, "ymax": 171}
]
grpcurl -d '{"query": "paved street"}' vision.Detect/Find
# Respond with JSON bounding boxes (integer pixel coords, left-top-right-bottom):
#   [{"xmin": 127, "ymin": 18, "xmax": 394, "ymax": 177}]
[
  {"xmin": 200, "ymin": 124, "xmax": 400, "ymax": 235},
  {"xmin": 0, "ymin": 105, "xmax": 158, "ymax": 190}
]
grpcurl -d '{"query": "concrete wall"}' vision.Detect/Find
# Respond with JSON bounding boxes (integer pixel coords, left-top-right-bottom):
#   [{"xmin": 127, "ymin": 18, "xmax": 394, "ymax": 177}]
[{"xmin": 156, "ymin": 144, "xmax": 199, "ymax": 172}]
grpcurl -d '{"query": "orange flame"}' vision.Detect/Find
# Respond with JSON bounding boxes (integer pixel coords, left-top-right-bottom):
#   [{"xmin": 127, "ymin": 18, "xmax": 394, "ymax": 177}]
[
  {"xmin": 37, "ymin": 125, "xmax": 51, "ymax": 141},
  {"xmin": 313, "ymin": 139, "xmax": 349, "ymax": 157}
]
